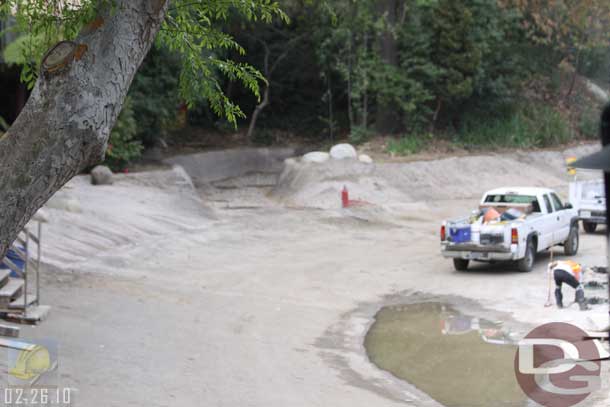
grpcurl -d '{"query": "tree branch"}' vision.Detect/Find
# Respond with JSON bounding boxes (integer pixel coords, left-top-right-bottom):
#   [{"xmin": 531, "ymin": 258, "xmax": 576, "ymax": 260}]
[{"xmin": 0, "ymin": 0, "xmax": 170, "ymax": 259}]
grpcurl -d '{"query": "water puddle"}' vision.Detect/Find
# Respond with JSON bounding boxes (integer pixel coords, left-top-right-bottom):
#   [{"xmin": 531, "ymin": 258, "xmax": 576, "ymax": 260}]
[{"xmin": 365, "ymin": 302, "xmax": 527, "ymax": 407}]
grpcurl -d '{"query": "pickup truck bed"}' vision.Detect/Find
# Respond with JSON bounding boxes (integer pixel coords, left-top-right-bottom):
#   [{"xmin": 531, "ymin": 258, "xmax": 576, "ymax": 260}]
[{"xmin": 441, "ymin": 187, "xmax": 579, "ymax": 272}]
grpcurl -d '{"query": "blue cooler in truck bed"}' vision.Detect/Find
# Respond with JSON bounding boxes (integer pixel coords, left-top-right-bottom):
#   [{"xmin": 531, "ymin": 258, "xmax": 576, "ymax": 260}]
[{"xmin": 449, "ymin": 225, "xmax": 471, "ymax": 243}]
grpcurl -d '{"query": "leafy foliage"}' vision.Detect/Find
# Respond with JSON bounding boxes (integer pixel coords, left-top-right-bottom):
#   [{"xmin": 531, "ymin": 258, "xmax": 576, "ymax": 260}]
[
  {"xmin": 0, "ymin": 116, "xmax": 8, "ymax": 138},
  {"xmin": 387, "ymin": 135, "xmax": 427, "ymax": 156},
  {"xmin": 579, "ymin": 107, "xmax": 600, "ymax": 139},
  {"xmin": 104, "ymin": 98, "xmax": 142, "ymax": 171},
  {"xmin": 157, "ymin": 0, "xmax": 287, "ymax": 123},
  {"xmin": 457, "ymin": 104, "xmax": 571, "ymax": 149},
  {"xmin": 0, "ymin": 0, "xmax": 602, "ymax": 152},
  {"xmin": 0, "ymin": 0, "xmax": 286, "ymax": 125},
  {"xmin": 315, "ymin": 0, "xmax": 528, "ymax": 135},
  {"xmin": 0, "ymin": 0, "xmax": 102, "ymax": 88},
  {"xmin": 127, "ymin": 47, "xmax": 181, "ymax": 146}
]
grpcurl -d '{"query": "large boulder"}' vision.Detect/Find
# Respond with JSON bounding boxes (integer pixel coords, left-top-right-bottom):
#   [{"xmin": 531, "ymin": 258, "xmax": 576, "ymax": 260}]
[
  {"xmin": 329, "ymin": 143, "xmax": 357, "ymax": 160},
  {"xmin": 91, "ymin": 165, "xmax": 114, "ymax": 185},
  {"xmin": 302, "ymin": 151, "xmax": 330, "ymax": 163}
]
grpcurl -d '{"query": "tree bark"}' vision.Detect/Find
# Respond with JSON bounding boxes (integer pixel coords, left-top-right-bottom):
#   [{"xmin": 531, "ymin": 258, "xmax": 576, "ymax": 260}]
[{"xmin": 0, "ymin": 0, "xmax": 169, "ymax": 260}]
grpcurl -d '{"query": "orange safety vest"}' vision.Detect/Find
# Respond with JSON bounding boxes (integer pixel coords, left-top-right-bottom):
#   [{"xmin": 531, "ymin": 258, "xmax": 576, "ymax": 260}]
[{"xmin": 554, "ymin": 260, "xmax": 582, "ymax": 281}]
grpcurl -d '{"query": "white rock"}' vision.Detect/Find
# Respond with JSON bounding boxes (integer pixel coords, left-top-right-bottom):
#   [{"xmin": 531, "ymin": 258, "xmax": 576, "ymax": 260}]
[
  {"xmin": 91, "ymin": 165, "xmax": 114, "ymax": 185},
  {"xmin": 302, "ymin": 152, "xmax": 330, "ymax": 163},
  {"xmin": 46, "ymin": 192, "xmax": 82, "ymax": 213},
  {"xmin": 32, "ymin": 208, "xmax": 49, "ymax": 223},
  {"xmin": 358, "ymin": 154, "xmax": 373, "ymax": 164},
  {"xmin": 329, "ymin": 143, "xmax": 358, "ymax": 160}
]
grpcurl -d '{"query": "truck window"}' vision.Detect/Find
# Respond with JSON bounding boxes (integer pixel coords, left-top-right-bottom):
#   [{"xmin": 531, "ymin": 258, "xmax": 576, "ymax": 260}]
[
  {"xmin": 543, "ymin": 195, "xmax": 553, "ymax": 213},
  {"xmin": 531, "ymin": 200, "xmax": 541, "ymax": 213},
  {"xmin": 550, "ymin": 193, "xmax": 564, "ymax": 211},
  {"xmin": 484, "ymin": 194, "xmax": 537, "ymax": 204}
]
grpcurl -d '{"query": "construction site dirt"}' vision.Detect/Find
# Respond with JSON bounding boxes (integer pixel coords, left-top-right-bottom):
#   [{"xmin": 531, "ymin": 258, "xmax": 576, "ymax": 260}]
[{"xmin": 12, "ymin": 145, "xmax": 609, "ymax": 407}]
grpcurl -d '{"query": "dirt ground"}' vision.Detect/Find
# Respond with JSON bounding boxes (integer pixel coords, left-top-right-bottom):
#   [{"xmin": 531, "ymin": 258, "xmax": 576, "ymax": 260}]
[{"xmin": 16, "ymin": 145, "xmax": 610, "ymax": 406}]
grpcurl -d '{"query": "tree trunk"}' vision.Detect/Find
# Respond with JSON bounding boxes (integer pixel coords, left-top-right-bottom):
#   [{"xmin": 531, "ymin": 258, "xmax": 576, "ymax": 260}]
[
  {"xmin": 430, "ymin": 97, "xmax": 442, "ymax": 132},
  {"xmin": 246, "ymin": 84, "xmax": 270, "ymax": 140},
  {"xmin": 375, "ymin": 0, "xmax": 400, "ymax": 135},
  {"xmin": 362, "ymin": 32, "xmax": 369, "ymax": 129},
  {"xmin": 0, "ymin": 0, "xmax": 169, "ymax": 260},
  {"xmin": 565, "ymin": 50, "xmax": 581, "ymax": 105},
  {"xmin": 327, "ymin": 72, "xmax": 334, "ymax": 142},
  {"xmin": 247, "ymin": 41, "xmax": 271, "ymax": 141},
  {"xmin": 347, "ymin": 33, "xmax": 354, "ymax": 130}
]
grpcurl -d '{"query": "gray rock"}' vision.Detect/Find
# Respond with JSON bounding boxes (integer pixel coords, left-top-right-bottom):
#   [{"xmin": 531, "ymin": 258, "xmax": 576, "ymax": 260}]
[
  {"xmin": 330, "ymin": 143, "xmax": 357, "ymax": 160},
  {"xmin": 358, "ymin": 154, "xmax": 373, "ymax": 164},
  {"xmin": 91, "ymin": 165, "xmax": 114, "ymax": 185},
  {"xmin": 302, "ymin": 152, "xmax": 330, "ymax": 163}
]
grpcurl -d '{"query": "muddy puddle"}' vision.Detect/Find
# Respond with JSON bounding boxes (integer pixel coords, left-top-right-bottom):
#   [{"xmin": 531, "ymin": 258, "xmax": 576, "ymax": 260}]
[{"xmin": 365, "ymin": 302, "xmax": 527, "ymax": 407}]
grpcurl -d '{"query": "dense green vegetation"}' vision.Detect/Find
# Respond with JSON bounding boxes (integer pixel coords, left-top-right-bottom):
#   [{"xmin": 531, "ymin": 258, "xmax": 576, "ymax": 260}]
[
  {"xmin": 192, "ymin": 0, "xmax": 609, "ymax": 154},
  {"xmin": 3, "ymin": 0, "xmax": 610, "ymax": 163}
]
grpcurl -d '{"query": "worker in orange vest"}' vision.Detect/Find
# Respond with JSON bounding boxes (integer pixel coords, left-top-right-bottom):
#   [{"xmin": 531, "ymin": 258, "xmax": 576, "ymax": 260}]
[{"xmin": 551, "ymin": 260, "xmax": 588, "ymax": 311}]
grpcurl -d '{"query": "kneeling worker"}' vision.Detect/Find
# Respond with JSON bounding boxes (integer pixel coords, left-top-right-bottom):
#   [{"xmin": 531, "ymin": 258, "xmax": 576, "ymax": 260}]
[{"xmin": 551, "ymin": 260, "xmax": 588, "ymax": 311}]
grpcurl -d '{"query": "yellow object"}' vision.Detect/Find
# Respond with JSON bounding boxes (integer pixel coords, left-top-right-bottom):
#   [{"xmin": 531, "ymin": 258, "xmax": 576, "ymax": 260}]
[
  {"xmin": 9, "ymin": 345, "xmax": 51, "ymax": 380},
  {"xmin": 566, "ymin": 156, "xmax": 577, "ymax": 175}
]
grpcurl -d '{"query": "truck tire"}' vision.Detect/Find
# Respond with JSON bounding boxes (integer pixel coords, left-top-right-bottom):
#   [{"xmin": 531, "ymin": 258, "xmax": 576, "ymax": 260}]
[
  {"xmin": 453, "ymin": 258, "xmax": 469, "ymax": 271},
  {"xmin": 564, "ymin": 225, "xmax": 579, "ymax": 256},
  {"xmin": 583, "ymin": 221, "xmax": 597, "ymax": 234},
  {"xmin": 517, "ymin": 239, "xmax": 536, "ymax": 272}
]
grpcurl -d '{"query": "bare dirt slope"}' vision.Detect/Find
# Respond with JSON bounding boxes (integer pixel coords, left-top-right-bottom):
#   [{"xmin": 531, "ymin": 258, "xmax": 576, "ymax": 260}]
[
  {"xmin": 272, "ymin": 144, "xmax": 599, "ymax": 209},
  {"xmin": 19, "ymin": 144, "xmax": 609, "ymax": 407}
]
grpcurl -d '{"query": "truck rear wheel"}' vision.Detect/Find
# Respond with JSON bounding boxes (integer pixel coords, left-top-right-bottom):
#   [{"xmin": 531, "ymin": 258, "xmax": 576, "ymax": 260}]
[
  {"xmin": 453, "ymin": 258, "xmax": 469, "ymax": 271},
  {"xmin": 583, "ymin": 221, "xmax": 597, "ymax": 234},
  {"xmin": 517, "ymin": 240, "xmax": 535, "ymax": 272},
  {"xmin": 564, "ymin": 225, "xmax": 579, "ymax": 256}
]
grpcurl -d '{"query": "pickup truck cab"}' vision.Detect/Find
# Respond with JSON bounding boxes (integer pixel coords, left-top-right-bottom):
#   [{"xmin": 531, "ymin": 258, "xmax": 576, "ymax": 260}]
[
  {"xmin": 440, "ymin": 187, "xmax": 579, "ymax": 272},
  {"xmin": 569, "ymin": 177, "xmax": 606, "ymax": 233}
]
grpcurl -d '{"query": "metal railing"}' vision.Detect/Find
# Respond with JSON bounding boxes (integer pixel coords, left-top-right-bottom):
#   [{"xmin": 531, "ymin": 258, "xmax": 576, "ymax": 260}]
[{"xmin": 1, "ymin": 221, "xmax": 42, "ymax": 314}]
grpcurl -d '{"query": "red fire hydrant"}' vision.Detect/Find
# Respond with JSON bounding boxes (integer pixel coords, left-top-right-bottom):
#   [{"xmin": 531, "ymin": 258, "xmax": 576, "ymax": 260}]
[{"xmin": 341, "ymin": 185, "xmax": 349, "ymax": 208}]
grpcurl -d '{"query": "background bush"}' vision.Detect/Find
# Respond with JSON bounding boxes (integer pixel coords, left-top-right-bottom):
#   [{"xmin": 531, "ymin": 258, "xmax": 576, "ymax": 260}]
[{"xmin": 104, "ymin": 98, "xmax": 143, "ymax": 171}]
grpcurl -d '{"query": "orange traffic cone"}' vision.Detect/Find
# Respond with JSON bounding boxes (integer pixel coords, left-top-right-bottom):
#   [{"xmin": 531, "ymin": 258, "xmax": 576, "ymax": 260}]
[{"xmin": 342, "ymin": 186, "xmax": 349, "ymax": 208}]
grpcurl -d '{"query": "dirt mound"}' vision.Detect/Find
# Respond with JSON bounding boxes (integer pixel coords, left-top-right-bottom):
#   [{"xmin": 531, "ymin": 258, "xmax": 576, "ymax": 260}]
[
  {"xmin": 165, "ymin": 147, "xmax": 295, "ymax": 187},
  {"xmin": 38, "ymin": 166, "xmax": 213, "ymax": 272},
  {"xmin": 271, "ymin": 144, "xmax": 601, "ymax": 210}
]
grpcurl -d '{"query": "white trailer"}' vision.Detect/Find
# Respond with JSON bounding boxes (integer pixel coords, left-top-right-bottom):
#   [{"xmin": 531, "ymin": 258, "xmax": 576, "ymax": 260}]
[{"xmin": 569, "ymin": 176, "xmax": 606, "ymax": 233}]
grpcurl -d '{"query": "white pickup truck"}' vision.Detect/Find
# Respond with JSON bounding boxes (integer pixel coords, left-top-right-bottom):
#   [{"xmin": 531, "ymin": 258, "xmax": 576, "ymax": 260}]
[
  {"xmin": 441, "ymin": 187, "xmax": 579, "ymax": 272},
  {"xmin": 569, "ymin": 177, "xmax": 606, "ymax": 233}
]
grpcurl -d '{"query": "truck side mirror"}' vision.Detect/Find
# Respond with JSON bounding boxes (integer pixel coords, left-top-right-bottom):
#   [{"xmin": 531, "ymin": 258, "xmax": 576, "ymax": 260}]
[{"xmin": 564, "ymin": 203, "xmax": 573, "ymax": 210}]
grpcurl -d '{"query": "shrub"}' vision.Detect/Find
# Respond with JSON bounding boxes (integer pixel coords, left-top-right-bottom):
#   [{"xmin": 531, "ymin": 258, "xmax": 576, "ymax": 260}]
[
  {"xmin": 578, "ymin": 108, "xmax": 599, "ymax": 139},
  {"xmin": 387, "ymin": 135, "xmax": 426, "ymax": 156},
  {"xmin": 128, "ymin": 47, "xmax": 181, "ymax": 146},
  {"xmin": 349, "ymin": 125, "xmax": 374, "ymax": 145},
  {"xmin": 456, "ymin": 105, "xmax": 570, "ymax": 149},
  {"xmin": 252, "ymin": 128, "xmax": 274, "ymax": 146},
  {"xmin": 0, "ymin": 116, "xmax": 8, "ymax": 137},
  {"xmin": 104, "ymin": 98, "xmax": 142, "ymax": 171}
]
